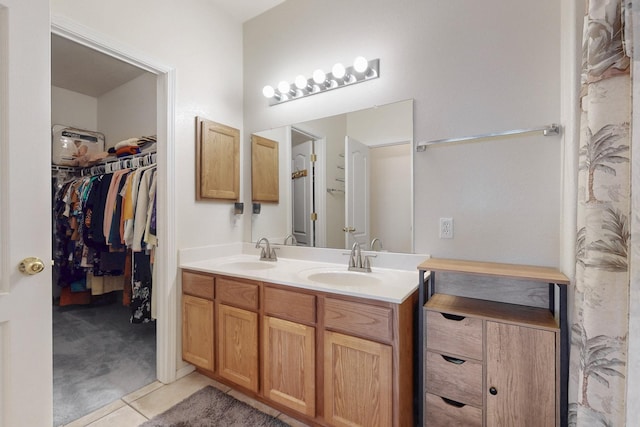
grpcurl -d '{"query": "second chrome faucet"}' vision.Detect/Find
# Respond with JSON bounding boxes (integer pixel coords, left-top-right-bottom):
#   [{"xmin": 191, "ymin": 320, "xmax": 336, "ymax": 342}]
[{"xmin": 348, "ymin": 242, "xmax": 373, "ymax": 272}]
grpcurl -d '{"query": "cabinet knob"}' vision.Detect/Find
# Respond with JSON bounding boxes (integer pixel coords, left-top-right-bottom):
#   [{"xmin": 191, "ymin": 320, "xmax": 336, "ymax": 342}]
[{"xmin": 489, "ymin": 386, "xmax": 498, "ymax": 395}]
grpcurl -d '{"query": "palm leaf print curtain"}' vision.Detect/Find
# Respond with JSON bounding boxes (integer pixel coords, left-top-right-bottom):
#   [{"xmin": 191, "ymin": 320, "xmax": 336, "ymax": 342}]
[{"xmin": 570, "ymin": 0, "xmax": 632, "ymax": 425}]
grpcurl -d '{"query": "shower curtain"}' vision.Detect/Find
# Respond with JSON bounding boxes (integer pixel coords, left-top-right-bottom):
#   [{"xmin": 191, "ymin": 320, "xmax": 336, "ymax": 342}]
[{"xmin": 569, "ymin": 0, "xmax": 633, "ymax": 425}]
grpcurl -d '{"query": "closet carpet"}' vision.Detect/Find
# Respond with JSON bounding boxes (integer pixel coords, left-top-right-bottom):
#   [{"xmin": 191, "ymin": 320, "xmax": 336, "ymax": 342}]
[{"xmin": 53, "ymin": 292, "xmax": 156, "ymax": 427}]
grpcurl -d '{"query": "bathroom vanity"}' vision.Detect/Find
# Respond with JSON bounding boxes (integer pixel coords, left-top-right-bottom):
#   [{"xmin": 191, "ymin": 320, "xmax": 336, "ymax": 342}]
[{"xmin": 180, "ymin": 251, "xmax": 419, "ymax": 427}]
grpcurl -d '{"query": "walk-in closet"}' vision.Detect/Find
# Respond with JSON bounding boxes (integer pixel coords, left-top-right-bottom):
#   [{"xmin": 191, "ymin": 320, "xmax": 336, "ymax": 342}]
[{"xmin": 51, "ymin": 34, "xmax": 159, "ymax": 426}]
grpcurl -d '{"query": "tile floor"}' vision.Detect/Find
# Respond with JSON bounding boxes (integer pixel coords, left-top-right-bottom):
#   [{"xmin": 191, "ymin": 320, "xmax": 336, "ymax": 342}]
[{"xmin": 61, "ymin": 371, "xmax": 310, "ymax": 427}]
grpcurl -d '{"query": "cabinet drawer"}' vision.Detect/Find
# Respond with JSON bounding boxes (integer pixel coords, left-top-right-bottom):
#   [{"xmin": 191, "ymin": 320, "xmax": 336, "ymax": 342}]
[
  {"xmin": 264, "ymin": 286, "xmax": 316, "ymax": 324},
  {"xmin": 426, "ymin": 310, "xmax": 482, "ymax": 360},
  {"xmin": 425, "ymin": 392, "xmax": 482, "ymax": 427},
  {"xmin": 216, "ymin": 277, "xmax": 259, "ymax": 310},
  {"xmin": 425, "ymin": 351, "xmax": 482, "ymax": 407},
  {"xmin": 325, "ymin": 298, "xmax": 393, "ymax": 342},
  {"xmin": 182, "ymin": 271, "xmax": 214, "ymax": 300}
]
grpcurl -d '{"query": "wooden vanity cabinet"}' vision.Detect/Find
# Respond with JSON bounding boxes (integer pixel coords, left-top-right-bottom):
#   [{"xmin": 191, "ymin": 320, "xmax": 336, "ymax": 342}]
[
  {"xmin": 263, "ymin": 286, "xmax": 317, "ymax": 417},
  {"xmin": 181, "ymin": 271, "xmax": 215, "ymax": 372},
  {"xmin": 216, "ymin": 276, "xmax": 259, "ymax": 392},
  {"xmin": 181, "ymin": 269, "xmax": 417, "ymax": 427},
  {"xmin": 323, "ymin": 295, "xmax": 416, "ymax": 427}
]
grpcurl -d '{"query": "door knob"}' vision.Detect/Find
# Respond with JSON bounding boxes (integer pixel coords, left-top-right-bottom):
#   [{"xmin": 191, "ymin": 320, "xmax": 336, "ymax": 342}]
[
  {"xmin": 342, "ymin": 226, "xmax": 356, "ymax": 232},
  {"xmin": 19, "ymin": 257, "xmax": 45, "ymax": 275}
]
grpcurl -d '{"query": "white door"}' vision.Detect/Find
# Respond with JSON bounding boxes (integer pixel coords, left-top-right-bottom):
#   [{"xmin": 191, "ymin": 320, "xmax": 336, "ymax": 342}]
[
  {"xmin": 291, "ymin": 140, "xmax": 314, "ymax": 246},
  {"xmin": 0, "ymin": 1, "xmax": 53, "ymax": 426},
  {"xmin": 345, "ymin": 136, "xmax": 370, "ymax": 249}
]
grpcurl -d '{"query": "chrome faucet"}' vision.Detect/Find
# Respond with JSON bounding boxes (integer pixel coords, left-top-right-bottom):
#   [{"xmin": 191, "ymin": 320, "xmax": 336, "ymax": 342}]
[
  {"xmin": 370, "ymin": 238, "xmax": 383, "ymax": 252},
  {"xmin": 284, "ymin": 234, "xmax": 298, "ymax": 246},
  {"xmin": 348, "ymin": 242, "xmax": 372, "ymax": 272},
  {"xmin": 255, "ymin": 237, "xmax": 277, "ymax": 261}
]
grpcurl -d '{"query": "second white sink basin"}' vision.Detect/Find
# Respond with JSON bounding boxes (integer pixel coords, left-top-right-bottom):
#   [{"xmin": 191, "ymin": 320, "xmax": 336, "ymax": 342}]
[{"xmin": 300, "ymin": 269, "xmax": 383, "ymax": 286}]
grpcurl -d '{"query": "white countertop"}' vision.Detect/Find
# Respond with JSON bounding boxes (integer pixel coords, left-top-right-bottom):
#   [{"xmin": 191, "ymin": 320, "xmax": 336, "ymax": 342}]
[{"xmin": 180, "ymin": 253, "xmax": 421, "ymax": 304}]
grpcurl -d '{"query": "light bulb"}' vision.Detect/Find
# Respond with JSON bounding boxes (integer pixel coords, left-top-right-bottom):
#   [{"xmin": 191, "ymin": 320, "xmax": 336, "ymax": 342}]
[
  {"xmin": 312, "ymin": 69, "xmax": 326, "ymax": 85},
  {"xmin": 332, "ymin": 63, "xmax": 346, "ymax": 79},
  {"xmin": 277, "ymin": 81, "xmax": 291, "ymax": 94},
  {"xmin": 353, "ymin": 56, "xmax": 369, "ymax": 73},
  {"xmin": 262, "ymin": 85, "xmax": 275, "ymax": 98},
  {"xmin": 295, "ymin": 75, "xmax": 308, "ymax": 90}
]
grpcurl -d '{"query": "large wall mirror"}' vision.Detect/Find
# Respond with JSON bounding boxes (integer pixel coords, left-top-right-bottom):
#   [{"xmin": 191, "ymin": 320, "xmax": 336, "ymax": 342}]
[{"xmin": 251, "ymin": 99, "xmax": 414, "ymax": 253}]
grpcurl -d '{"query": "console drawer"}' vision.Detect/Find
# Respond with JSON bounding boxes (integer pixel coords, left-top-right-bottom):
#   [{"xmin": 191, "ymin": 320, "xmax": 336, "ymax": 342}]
[
  {"xmin": 425, "ymin": 350, "xmax": 482, "ymax": 407},
  {"xmin": 425, "ymin": 392, "xmax": 482, "ymax": 427},
  {"xmin": 425, "ymin": 309, "xmax": 482, "ymax": 360}
]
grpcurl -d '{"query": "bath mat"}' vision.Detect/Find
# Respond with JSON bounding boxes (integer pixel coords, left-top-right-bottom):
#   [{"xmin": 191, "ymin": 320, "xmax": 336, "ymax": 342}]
[{"xmin": 139, "ymin": 385, "xmax": 291, "ymax": 426}]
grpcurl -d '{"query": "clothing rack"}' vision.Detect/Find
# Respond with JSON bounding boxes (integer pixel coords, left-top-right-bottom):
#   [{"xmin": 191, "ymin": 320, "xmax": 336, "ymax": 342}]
[
  {"xmin": 83, "ymin": 151, "xmax": 156, "ymax": 176},
  {"xmin": 415, "ymin": 123, "xmax": 561, "ymax": 151},
  {"xmin": 51, "ymin": 151, "xmax": 157, "ymax": 177}
]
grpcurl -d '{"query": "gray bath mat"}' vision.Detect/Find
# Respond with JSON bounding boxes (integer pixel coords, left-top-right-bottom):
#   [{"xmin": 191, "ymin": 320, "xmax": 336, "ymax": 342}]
[{"xmin": 140, "ymin": 386, "xmax": 291, "ymax": 426}]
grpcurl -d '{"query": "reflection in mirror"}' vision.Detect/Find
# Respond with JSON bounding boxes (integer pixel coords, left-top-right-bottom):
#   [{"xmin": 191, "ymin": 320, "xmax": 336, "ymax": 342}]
[{"xmin": 251, "ymin": 99, "xmax": 413, "ymax": 252}]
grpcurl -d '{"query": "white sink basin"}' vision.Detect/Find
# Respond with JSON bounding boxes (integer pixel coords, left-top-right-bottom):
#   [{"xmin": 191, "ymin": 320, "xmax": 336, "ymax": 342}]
[
  {"xmin": 299, "ymin": 269, "xmax": 383, "ymax": 286},
  {"xmin": 221, "ymin": 261, "xmax": 276, "ymax": 270}
]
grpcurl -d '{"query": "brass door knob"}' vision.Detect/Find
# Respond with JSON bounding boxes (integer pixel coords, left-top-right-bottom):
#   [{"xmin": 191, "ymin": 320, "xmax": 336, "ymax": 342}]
[{"xmin": 19, "ymin": 257, "xmax": 45, "ymax": 275}]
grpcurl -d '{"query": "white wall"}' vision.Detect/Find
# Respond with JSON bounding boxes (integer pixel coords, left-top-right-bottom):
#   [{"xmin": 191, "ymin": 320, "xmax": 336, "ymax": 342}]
[
  {"xmin": 51, "ymin": 86, "xmax": 98, "ymax": 131},
  {"xmin": 52, "ymin": 0, "xmax": 245, "ymax": 251},
  {"xmin": 98, "ymin": 73, "xmax": 157, "ymax": 147},
  {"xmin": 244, "ymin": 0, "xmax": 562, "ymax": 266}
]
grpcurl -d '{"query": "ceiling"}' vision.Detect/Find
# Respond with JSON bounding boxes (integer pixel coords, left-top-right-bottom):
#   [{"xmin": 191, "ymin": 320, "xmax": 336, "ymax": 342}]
[{"xmin": 51, "ymin": 0, "xmax": 284, "ymax": 97}]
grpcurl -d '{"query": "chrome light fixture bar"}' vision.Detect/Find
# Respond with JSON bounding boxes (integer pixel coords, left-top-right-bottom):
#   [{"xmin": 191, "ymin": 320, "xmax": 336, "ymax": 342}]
[{"xmin": 262, "ymin": 57, "xmax": 380, "ymax": 106}]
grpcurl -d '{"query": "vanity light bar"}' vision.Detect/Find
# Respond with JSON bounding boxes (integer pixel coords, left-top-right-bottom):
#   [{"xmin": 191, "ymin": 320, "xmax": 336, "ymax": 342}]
[{"xmin": 262, "ymin": 57, "xmax": 380, "ymax": 106}]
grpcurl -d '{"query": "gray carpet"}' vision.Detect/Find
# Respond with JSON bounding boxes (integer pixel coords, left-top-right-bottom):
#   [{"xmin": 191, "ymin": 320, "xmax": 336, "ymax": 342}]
[
  {"xmin": 140, "ymin": 386, "xmax": 290, "ymax": 427},
  {"xmin": 53, "ymin": 292, "xmax": 156, "ymax": 426}
]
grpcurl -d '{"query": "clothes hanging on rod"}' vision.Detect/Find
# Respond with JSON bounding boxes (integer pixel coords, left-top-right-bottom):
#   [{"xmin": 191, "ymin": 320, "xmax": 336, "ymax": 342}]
[{"xmin": 53, "ymin": 152, "xmax": 157, "ymax": 323}]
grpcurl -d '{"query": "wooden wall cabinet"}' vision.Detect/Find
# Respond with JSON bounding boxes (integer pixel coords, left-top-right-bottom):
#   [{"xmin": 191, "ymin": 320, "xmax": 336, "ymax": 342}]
[
  {"xmin": 418, "ymin": 258, "xmax": 569, "ymax": 427},
  {"xmin": 251, "ymin": 134, "xmax": 279, "ymax": 202},
  {"xmin": 196, "ymin": 117, "xmax": 240, "ymax": 200}
]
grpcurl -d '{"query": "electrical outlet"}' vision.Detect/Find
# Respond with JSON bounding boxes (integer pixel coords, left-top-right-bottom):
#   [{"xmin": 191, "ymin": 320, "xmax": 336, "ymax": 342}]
[{"xmin": 440, "ymin": 217, "xmax": 453, "ymax": 239}]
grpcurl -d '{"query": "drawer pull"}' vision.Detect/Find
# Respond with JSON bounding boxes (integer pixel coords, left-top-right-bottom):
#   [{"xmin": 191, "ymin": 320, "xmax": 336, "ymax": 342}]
[
  {"xmin": 441, "ymin": 397, "xmax": 466, "ymax": 408},
  {"xmin": 442, "ymin": 355, "xmax": 465, "ymax": 365},
  {"xmin": 441, "ymin": 312, "xmax": 466, "ymax": 321},
  {"xmin": 489, "ymin": 386, "xmax": 498, "ymax": 395}
]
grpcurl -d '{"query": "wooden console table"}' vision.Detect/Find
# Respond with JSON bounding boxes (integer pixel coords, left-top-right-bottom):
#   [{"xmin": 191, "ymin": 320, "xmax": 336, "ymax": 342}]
[{"xmin": 417, "ymin": 258, "xmax": 570, "ymax": 426}]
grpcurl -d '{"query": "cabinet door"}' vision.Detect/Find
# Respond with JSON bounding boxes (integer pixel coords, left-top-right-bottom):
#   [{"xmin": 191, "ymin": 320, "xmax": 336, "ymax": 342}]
[
  {"xmin": 217, "ymin": 304, "xmax": 259, "ymax": 392},
  {"xmin": 263, "ymin": 316, "xmax": 316, "ymax": 416},
  {"xmin": 182, "ymin": 294, "xmax": 214, "ymax": 371},
  {"xmin": 486, "ymin": 322, "xmax": 556, "ymax": 426},
  {"xmin": 196, "ymin": 117, "xmax": 240, "ymax": 200},
  {"xmin": 324, "ymin": 331, "xmax": 392, "ymax": 427}
]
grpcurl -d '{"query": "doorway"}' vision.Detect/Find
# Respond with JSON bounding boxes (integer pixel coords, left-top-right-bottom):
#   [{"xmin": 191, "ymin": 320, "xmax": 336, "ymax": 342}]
[
  {"xmin": 290, "ymin": 127, "xmax": 318, "ymax": 247},
  {"xmin": 50, "ymin": 20, "xmax": 176, "ymax": 425}
]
